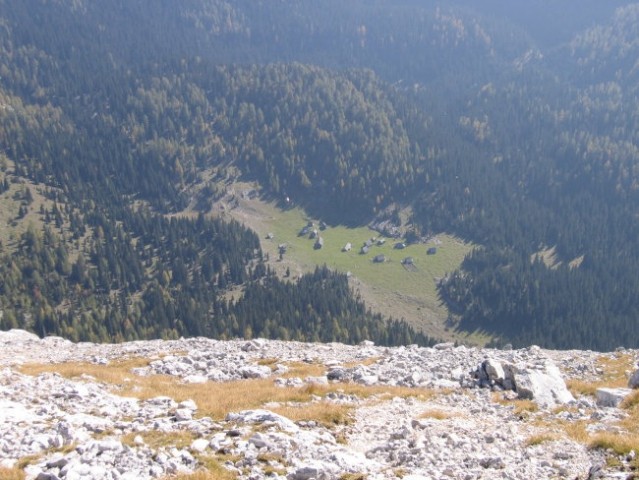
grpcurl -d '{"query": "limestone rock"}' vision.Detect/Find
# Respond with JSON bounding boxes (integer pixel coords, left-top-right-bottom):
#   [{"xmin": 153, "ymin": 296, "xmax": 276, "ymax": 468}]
[
  {"xmin": 472, "ymin": 358, "xmax": 573, "ymax": 408},
  {"xmin": 226, "ymin": 409, "xmax": 299, "ymax": 432},
  {"xmin": 239, "ymin": 365, "xmax": 272, "ymax": 379},
  {"xmin": 596, "ymin": 387, "xmax": 632, "ymax": 408},
  {"xmin": 511, "ymin": 362, "xmax": 574, "ymax": 408}
]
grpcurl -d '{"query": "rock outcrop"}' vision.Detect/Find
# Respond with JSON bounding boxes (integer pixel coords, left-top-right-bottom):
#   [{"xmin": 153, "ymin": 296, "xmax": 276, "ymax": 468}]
[
  {"xmin": 628, "ymin": 367, "xmax": 639, "ymax": 389},
  {"xmin": 473, "ymin": 355, "xmax": 575, "ymax": 408}
]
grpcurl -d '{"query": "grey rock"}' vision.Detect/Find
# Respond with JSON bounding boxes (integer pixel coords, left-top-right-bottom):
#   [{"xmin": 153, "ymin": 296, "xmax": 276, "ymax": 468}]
[
  {"xmin": 327, "ymin": 367, "xmax": 349, "ymax": 381},
  {"xmin": 483, "ymin": 358, "xmax": 506, "ymax": 384},
  {"xmin": 288, "ymin": 465, "xmax": 329, "ymax": 480},
  {"xmin": 628, "ymin": 369, "xmax": 639, "ymax": 389},
  {"xmin": 596, "ymin": 387, "xmax": 632, "ymax": 408},
  {"xmin": 479, "ymin": 457, "xmax": 505, "ymax": 469},
  {"xmin": 36, "ymin": 473, "xmax": 61, "ymax": 480},
  {"xmin": 239, "ymin": 365, "xmax": 272, "ymax": 379},
  {"xmin": 226, "ymin": 409, "xmax": 299, "ymax": 432},
  {"xmin": 174, "ymin": 408, "xmax": 193, "ymax": 422},
  {"xmin": 248, "ymin": 432, "xmax": 271, "ymax": 449}
]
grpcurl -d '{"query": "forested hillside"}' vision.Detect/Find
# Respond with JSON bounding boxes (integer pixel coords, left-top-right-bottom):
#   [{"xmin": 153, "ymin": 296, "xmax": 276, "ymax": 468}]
[{"xmin": 1, "ymin": 0, "xmax": 639, "ymax": 350}]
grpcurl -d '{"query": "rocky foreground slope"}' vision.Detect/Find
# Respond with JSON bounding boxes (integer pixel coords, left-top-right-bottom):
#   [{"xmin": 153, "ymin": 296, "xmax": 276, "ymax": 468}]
[{"xmin": 1, "ymin": 330, "xmax": 638, "ymax": 480}]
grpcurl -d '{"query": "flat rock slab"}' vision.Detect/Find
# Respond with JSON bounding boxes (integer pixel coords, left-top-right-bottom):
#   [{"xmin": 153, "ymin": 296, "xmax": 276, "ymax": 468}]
[{"xmin": 596, "ymin": 387, "xmax": 633, "ymax": 408}]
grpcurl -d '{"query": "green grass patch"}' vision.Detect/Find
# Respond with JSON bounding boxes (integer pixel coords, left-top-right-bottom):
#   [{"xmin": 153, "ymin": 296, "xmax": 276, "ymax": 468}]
[{"xmin": 233, "ymin": 201, "xmax": 474, "ymax": 340}]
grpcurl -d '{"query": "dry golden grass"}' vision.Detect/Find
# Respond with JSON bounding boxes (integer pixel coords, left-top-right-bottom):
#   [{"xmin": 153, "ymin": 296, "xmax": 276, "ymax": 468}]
[
  {"xmin": 418, "ymin": 409, "xmax": 454, "ymax": 420},
  {"xmin": 491, "ymin": 393, "xmax": 538, "ymax": 416},
  {"xmin": 340, "ymin": 474, "xmax": 367, "ymax": 480},
  {"xmin": 256, "ymin": 452, "xmax": 289, "ymax": 475},
  {"xmin": 585, "ymin": 392, "xmax": 639, "ymax": 461},
  {"xmin": 560, "ymin": 420, "xmax": 589, "ymax": 444},
  {"xmin": 281, "ymin": 361, "xmax": 326, "ymax": 378},
  {"xmin": 19, "ymin": 359, "xmax": 437, "ymax": 427},
  {"xmin": 343, "ymin": 357, "xmax": 381, "ymax": 368},
  {"xmin": 16, "ymin": 454, "xmax": 42, "ymax": 470},
  {"xmin": 331, "ymin": 384, "xmax": 437, "ymax": 401},
  {"xmin": 588, "ymin": 431, "xmax": 639, "ymax": 456},
  {"xmin": 621, "ymin": 390, "xmax": 639, "ymax": 409},
  {"xmin": 0, "ymin": 467, "xmax": 25, "ymax": 480},
  {"xmin": 531, "ymin": 402, "xmax": 639, "ymax": 465},
  {"xmin": 511, "ymin": 399, "xmax": 539, "ymax": 415},
  {"xmin": 19, "ymin": 357, "xmax": 152, "ymax": 386},
  {"xmin": 569, "ymin": 363, "xmax": 639, "ymax": 462},
  {"xmin": 272, "ymin": 402, "xmax": 354, "ymax": 427},
  {"xmin": 567, "ymin": 353, "xmax": 636, "ymax": 397},
  {"xmin": 525, "ymin": 433, "xmax": 558, "ymax": 446},
  {"xmin": 165, "ymin": 465, "xmax": 236, "ymax": 480},
  {"xmin": 14, "ymin": 443, "xmax": 78, "ymax": 472},
  {"xmin": 122, "ymin": 431, "xmax": 195, "ymax": 450},
  {"xmin": 161, "ymin": 451, "xmax": 241, "ymax": 480},
  {"xmin": 256, "ymin": 358, "xmax": 279, "ymax": 368},
  {"xmin": 597, "ymin": 353, "xmax": 635, "ymax": 384},
  {"xmin": 565, "ymin": 379, "xmax": 600, "ymax": 397}
]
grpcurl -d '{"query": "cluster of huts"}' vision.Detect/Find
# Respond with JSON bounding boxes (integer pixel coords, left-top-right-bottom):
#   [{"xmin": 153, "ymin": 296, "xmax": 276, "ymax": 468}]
[
  {"xmin": 276, "ymin": 221, "xmax": 439, "ymax": 265},
  {"xmin": 298, "ymin": 220, "xmax": 326, "ymax": 250}
]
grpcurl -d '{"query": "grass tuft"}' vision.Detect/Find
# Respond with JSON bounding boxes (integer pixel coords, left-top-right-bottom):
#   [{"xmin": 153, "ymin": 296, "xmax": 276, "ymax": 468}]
[
  {"xmin": 566, "ymin": 379, "xmax": 599, "ymax": 397},
  {"xmin": 491, "ymin": 393, "xmax": 538, "ymax": 416},
  {"xmin": 273, "ymin": 402, "xmax": 353, "ymax": 428},
  {"xmin": 418, "ymin": 409, "xmax": 453, "ymax": 420},
  {"xmin": 0, "ymin": 467, "xmax": 25, "ymax": 480},
  {"xmin": 561, "ymin": 420, "xmax": 589, "ymax": 444},
  {"xmin": 588, "ymin": 432, "xmax": 639, "ymax": 456},
  {"xmin": 19, "ymin": 357, "xmax": 152, "ymax": 386},
  {"xmin": 567, "ymin": 353, "xmax": 636, "ymax": 398},
  {"xmin": 621, "ymin": 390, "xmax": 639, "ymax": 410},
  {"xmin": 340, "ymin": 474, "xmax": 367, "ymax": 480},
  {"xmin": 166, "ymin": 468, "xmax": 236, "ymax": 480},
  {"xmin": 122, "ymin": 431, "xmax": 195, "ymax": 450},
  {"xmin": 525, "ymin": 433, "xmax": 557, "ymax": 446},
  {"xmin": 281, "ymin": 361, "xmax": 326, "ymax": 378}
]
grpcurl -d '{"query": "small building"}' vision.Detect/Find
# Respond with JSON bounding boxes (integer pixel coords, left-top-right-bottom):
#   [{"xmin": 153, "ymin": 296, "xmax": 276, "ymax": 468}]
[
  {"xmin": 314, "ymin": 237, "xmax": 324, "ymax": 250},
  {"xmin": 402, "ymin": 257, "xmax": 414, "ymax": 265},
  {"xmin": 373, "ymin": 254, "xmax": 386, "ymax": 263},
  {"xmin": 298, "ymin": 226, "xmax": 310, "ymax": 237},
  {"xmin": 343, "ymin": 242, "xmax": 352, "ymax": 252},
  {"xmin": 427, "ymin": 247, "xmax": 437, "ymax": 255},
  {"xmin": 377, "ymin": 238, "xmax": 386, "ymax": 246},
  {"xmin": 319, "ymin": 221, "xmax": 327, "ymax": 231},
  {"xmin": 394, "ymin": 242, "xmax": 406, "ymax": 250},
  {"xmin": 309, "ymin": 229, "xmax": 318, "ymax": 239}
]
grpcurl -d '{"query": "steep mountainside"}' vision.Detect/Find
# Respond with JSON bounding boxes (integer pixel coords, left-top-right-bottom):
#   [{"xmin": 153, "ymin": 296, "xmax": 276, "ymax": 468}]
[{"xmin": 1, "ymin": 1, "xmax": 639, "ymax": 349}]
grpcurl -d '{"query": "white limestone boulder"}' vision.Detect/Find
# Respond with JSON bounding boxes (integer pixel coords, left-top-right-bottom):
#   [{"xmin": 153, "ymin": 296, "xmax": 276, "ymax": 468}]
[{"xmin": 511, "ymin": 361, "xmax": 574, "ymax": 408}]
